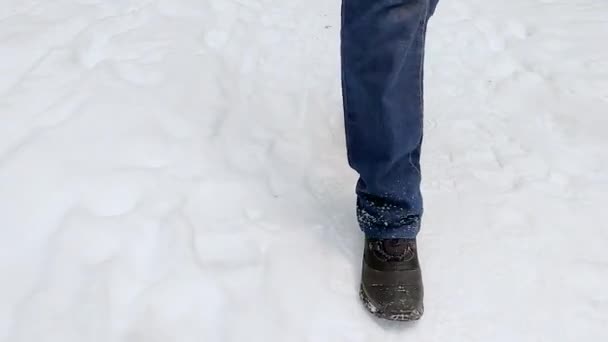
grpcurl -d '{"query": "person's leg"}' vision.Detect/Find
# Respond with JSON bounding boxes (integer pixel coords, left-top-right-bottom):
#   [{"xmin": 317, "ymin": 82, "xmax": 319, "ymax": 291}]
[
  {"xmin": 342, "ymin": 0, "xmax": 440, "ymax": 321},
  {"xmin": 341, "ymin": 0, "xmax": 437, "ymax": 239}
]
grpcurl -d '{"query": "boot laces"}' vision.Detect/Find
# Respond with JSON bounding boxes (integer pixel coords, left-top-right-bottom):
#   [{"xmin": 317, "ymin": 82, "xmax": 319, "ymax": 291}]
[{"xmin": 371, "ymin": 239, "xmax": 415, "ymax": 262}]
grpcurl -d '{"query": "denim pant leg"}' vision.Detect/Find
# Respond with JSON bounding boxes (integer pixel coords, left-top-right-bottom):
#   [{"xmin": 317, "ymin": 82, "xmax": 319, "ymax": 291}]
[{"xmin": 341, "ymin": 0, "xmax": 438, "ymax": 239}]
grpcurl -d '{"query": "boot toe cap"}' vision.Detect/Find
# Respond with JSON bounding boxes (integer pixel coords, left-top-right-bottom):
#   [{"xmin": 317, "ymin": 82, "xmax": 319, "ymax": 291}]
[{"xmin": 360, "ymin": 284, "xmax": 424, "ymax": 321}]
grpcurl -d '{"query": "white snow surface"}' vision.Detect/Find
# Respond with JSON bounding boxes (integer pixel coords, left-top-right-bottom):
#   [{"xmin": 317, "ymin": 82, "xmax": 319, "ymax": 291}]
[{"xmin": 1, "ymin": 0, "xmax": 607, "ymax": 341}]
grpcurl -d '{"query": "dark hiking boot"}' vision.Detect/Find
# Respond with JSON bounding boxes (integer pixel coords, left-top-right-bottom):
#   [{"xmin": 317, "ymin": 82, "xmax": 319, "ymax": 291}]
[{"xmin": 360, "ymin": 238, "xmax": 424, "ymax": 321}]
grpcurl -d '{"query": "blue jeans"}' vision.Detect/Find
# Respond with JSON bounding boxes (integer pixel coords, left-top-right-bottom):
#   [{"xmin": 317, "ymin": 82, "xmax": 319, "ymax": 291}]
[{"xmin": 341, "ymin": 0, "xmax": 439, "ymax": 239}]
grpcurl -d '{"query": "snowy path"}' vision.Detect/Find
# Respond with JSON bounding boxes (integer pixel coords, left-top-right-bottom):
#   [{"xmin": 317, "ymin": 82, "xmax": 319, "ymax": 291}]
[{"xmin": 1, "ymin": 0, "xmax": 607, "ymax": 341}]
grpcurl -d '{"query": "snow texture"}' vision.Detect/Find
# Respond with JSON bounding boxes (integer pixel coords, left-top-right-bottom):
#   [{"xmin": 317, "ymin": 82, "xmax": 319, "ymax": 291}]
[{"xmin": 1, "ymin": 0, "xmax": 607, "ymax": 341}]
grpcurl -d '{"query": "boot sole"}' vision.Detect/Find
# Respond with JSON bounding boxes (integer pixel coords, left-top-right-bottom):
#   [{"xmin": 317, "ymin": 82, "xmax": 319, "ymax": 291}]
[{"xmin": 359, "ymin": 284, "xmax": 424, "ymax": 321}]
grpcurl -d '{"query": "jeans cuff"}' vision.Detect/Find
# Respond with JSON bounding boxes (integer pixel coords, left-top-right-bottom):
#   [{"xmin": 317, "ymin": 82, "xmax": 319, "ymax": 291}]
[{"xmin": 359, "ymin": 220, "xmax": 421, "ymax": 239}]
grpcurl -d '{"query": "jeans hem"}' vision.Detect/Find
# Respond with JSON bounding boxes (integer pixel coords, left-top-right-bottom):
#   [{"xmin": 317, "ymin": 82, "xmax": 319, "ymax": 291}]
[{"xmin": 360, "ymin": 223, "xmax": 420, "ymax": 239}]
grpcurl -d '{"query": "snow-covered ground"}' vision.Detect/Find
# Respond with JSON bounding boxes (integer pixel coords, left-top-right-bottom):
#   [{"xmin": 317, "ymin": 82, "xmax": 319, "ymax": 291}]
[{"xmin": 1, "ymin": 0, "xmax": 607, "ymax": 341}]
